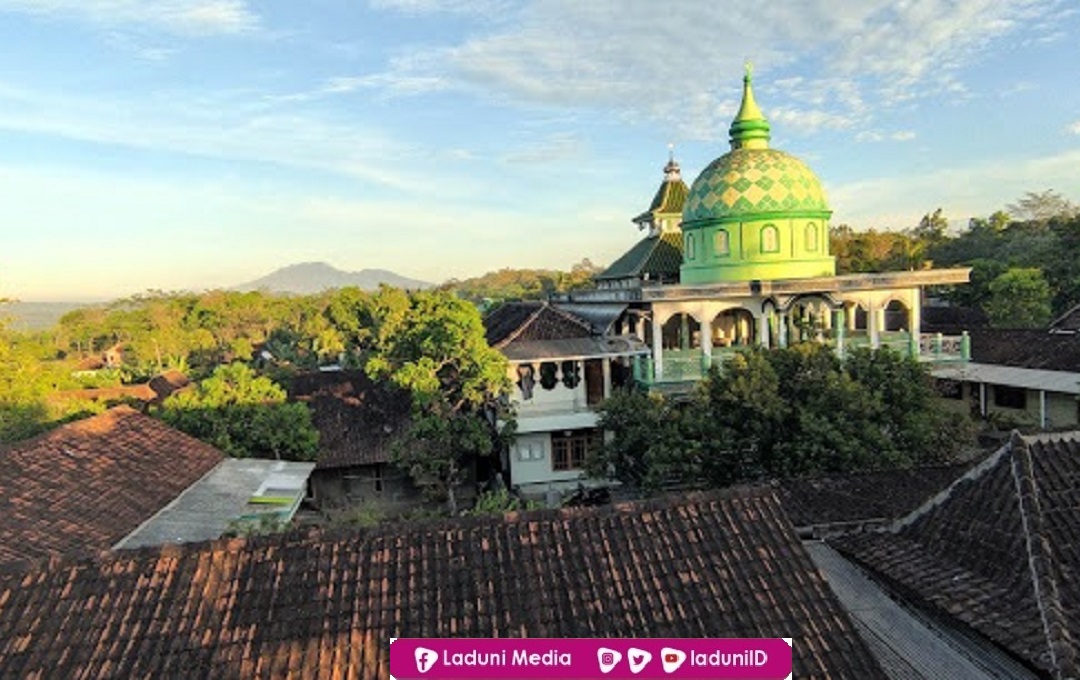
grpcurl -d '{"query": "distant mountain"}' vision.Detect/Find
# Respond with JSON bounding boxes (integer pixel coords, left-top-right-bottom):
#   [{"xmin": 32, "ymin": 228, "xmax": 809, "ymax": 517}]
[
  {"xmin": 233, "ymin": 262, "xmax": 432, "ymax": 295},
  {"xmin": 1, "ymin": 301, "xmax": 91, "ymax": 331}
]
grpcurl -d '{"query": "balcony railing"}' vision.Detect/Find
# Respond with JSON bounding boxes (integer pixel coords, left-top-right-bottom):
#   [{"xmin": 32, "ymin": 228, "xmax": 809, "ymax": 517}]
[{"xmin": 636, "ymin": 332, "xmax": 970, "ymax": 386}]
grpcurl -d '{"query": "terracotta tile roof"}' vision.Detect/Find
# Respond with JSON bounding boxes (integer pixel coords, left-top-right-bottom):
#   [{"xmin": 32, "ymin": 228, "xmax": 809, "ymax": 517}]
[
  {"xmin": 49, "ymin": 371, "xmax": 192, "ymax": 408},
  {"xmin": 969, "ymin": 328, "xmax": 1080, "ymax": 371},
  {"xmin": 595, "ymin": 231, "xmax": 683, "ymax": 282},
  {"xmin": 834, "ymin": 432, "xmax": 1080, "ymax": 677},
  {"xmin": 919, "ymin": 305, "xmax": 987, "ymax": 335},
  {"xmin": 483, "ymin": 301, "xmax": 593, "ymax": 348},
  {"xmin": 777, "ymin": 462, "xmax": 974, "ymax": 531},
  {"xmin": 0, "ymin": 487, "xmax": 882, "ymax": 679},
  {"xmin": 289, "ymin": 371, "xmax": 412, "ymax": 469},
  {"xmin": 0, "ymin": 406, "xmax": 223, "ymax": 568}
]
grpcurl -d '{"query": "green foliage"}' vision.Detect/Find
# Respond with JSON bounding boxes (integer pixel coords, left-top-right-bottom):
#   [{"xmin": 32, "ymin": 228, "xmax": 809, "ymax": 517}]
[
  {"xmin": 591, "ymin": 345, "xmax": 973, "ymax": 494},
  {"xmin": 467, "ymin": 488, "xmax": 541, "ymax": 516},
  {"xmin": 160, "ymin": 362, "xmax": 319, "ymax": 461},
  {"xmin": 360, "ymin": 288, "xmax": 512, "ymax": 513},
  {"xmin": 438, "ymin": 259, "xmax": 602, "ymax": 307},
  {"xmin": 983, "ymin": 268, "xmax": 1053, "ymax": 329}
]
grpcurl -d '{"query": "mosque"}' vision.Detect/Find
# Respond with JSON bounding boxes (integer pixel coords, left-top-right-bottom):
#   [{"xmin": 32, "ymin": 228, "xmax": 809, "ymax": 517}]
[{"xmin": 485, "ymin": 66, "xmax": 972, "ymax": 496}]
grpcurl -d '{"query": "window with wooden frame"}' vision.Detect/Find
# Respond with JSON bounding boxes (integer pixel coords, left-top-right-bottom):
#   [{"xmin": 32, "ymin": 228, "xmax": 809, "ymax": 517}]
[{"xmin": 551, "ymin": 429, "xmax": 601, "ymax": 471}]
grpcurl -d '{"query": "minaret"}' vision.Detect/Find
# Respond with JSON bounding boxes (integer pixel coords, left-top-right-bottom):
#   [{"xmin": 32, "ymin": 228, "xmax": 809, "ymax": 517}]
[
  {"xmin": 633, "ymin": 145, "xmax": 689, "ymax": 237},
  {"xmin": 728, "ymin": 61, "xmax": 771, "ymax": 151}
]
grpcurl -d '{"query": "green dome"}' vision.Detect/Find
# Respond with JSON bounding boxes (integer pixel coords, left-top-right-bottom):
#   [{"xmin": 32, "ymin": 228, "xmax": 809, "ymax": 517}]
[{"xmin": 683, "ymin": 147, "xmax": 830, "ymax": 225}]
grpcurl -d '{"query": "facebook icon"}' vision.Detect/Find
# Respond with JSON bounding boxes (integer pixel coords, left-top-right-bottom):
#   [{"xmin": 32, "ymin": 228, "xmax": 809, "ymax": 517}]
[{"xmin": 414, "ymin": 647, "xmax": 438, "ymax": 674}]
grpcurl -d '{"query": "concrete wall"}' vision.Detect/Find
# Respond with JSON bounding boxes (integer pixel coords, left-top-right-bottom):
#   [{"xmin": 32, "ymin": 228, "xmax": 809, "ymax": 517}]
[
  {"xmin": 952, "ymin": 380, "xmax": 1079, "ymax": 430},
  {"xmin": 509, "ymin": 432, "xmax": 586, "ymax": 489}
]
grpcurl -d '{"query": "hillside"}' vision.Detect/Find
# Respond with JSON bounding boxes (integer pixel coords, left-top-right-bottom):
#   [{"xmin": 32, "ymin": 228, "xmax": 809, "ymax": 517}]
[
  {"xmin": 233, "ymin": 262, "xmax": 432, "ymax": 294},
  {"xmin": 1, "ymin": 301, "xmax": 92, "ymax": 331}
]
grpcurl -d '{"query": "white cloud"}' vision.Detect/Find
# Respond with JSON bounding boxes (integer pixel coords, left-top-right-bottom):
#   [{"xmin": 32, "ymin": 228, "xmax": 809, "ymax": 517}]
[
  {"xmin": 502, "ymin": 132, "xmax": 586, "ymax": 164},
  {"xmin": 0, "ymin": 0, "xmax": 259, "ymax": 35},
  {"xmin": 359, "ymin": 0, "xmax": 1061, "ymax": 140},
  {"xmin": 1068, "ymin": 120, "xmax": 1080, "ymax": 135},
  {"xmin": 0, "ymin": 80, "xmax": 478, "ymax": 197},
  {"xmin": 891, "ymin": 130, "xmax": 916, "ymax": 141},
  {"xmin": 367, "ymin": 0, "xmax": 511, "ymax": 15},
  {"xmin": 830, "ymin": 147, "xmax": 1080, "ymax": 228}
]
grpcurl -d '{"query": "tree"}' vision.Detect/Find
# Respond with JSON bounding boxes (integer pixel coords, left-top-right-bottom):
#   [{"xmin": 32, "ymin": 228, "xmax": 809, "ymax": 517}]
[
  {"xmin": 364, "ymin": 289, "xmax": 512, "ymax": 513},
  {"xmin": 588, "ymin": 345, "xmax": 973, "ymax": 494},
  {"xmin": 1006, "ymin": 190, "xmax": 1079, "ymax": 224},
  {"xmin": 913, "ymin": 207, "xmax": 948, "ymax": 245},
  {"xmin": 983, "ymin": 268, "xmax": 1053, "ymax": 329},
  {"xmin": 589, "ymin": 390, "xmax": 696, "ymax": 492},
  {"xmin": 159, "ymin": 362, "xmax": 319, "ymax": 460}
]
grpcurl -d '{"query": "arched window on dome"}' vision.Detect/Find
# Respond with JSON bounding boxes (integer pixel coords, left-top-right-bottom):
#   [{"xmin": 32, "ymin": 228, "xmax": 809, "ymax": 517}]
[
  {"xmin": 713, "ymin": 230, "xmax": 730, "ymax": 257},
  {"xmin": 761, "ymin": 224, "xmax": 779, "ymax": 254},
  {"xmin": 805, "ymin": 223, "xmax": 818, "ymax": 252},
  {"xmin": 685, "ymin": 233, "xmax": 696, "ymax": 260}
]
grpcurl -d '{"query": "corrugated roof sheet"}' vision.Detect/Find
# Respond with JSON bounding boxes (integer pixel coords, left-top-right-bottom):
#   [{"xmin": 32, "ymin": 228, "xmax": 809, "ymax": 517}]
[
  {"xmin": 550, "ymin": 302, "xmax": 627, "ymax": 334},
  {"xmin": 0, "ymin": 487, "xmax": 883, "ymax": 679},
  {"xmin": 932, "ymin": 362, "xmax": 1080, "ymax": 394}
]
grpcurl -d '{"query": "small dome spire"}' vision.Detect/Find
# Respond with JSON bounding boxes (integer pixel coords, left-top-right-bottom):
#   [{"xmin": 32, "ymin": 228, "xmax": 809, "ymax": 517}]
[
  {"xmin": 729, "ymin": 61, "xmax": 771, "ymax": 150},
  {"xmin": 663, "ymin": 143, "xmax": 681, "ymax": 181}
]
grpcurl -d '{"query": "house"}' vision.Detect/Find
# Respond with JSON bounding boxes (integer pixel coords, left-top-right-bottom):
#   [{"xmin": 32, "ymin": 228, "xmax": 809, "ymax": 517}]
[
  {"xmin": 48, "ymin": 368, "xmax": 192, "ymax": 411},
  {"xmin": 0, "ymin": 487, "xmax": 883, "ymax": 679},
  {"xmin": 72, "ymin": 341, "xmax": 125, "ymax": 373},
  {"xmin": 834, "ymin": 430, "xmax": 1080, "ymax": 678},
  {"xmin": 931, "ymin": 328, "xmax": 1080, "ymax": 430},
  {"xmin": 0, "ymin": 405, "xmax": 313, "ymax": 567},
  {"xmin": 290, "ymin": 370, "xmax": 426, "ymax": 515},
  {"xmin": 483, "ymin": 301, "xmax": 649, "ymax": 499}
]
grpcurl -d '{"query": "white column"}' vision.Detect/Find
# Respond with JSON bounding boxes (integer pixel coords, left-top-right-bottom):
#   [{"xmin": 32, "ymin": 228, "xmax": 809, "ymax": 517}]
[
  {"xmin": 701, "ymin": 307, "xmax": 713, "ymax": 368},
  {"xmin": 869, "ymin": 302, "xmax": 881, "ymax": 349},
  {"xmin": 778, "ymin": 312, "xmax": 789, "ymax": 348},
  {"xmin": 979, "ymin": 383, "xmax": 987, "ymax": 418},
  {"xmin": 602, "ymin": 358, "xmax": 612, "ymax": 399},
  {"xmin": 1040, "ymin": 390, "xmax": 1047, "ymax": 430},
  {"xmin": 758, "ymin": 312, "xmax": 770, "ymax": 348},
  {"xmin": 652, "ymin": 313, "xmax": 664, "ymax": 381},
  {"xmin": 909, "ymin": 291, "xmax": 922, "ymax": 334}
]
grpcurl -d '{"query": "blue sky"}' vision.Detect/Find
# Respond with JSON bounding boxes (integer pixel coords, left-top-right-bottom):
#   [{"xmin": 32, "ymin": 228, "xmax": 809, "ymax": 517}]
[{"xmin": 1, "ymin": 0, "xmax": 1078, "ymax": 301}]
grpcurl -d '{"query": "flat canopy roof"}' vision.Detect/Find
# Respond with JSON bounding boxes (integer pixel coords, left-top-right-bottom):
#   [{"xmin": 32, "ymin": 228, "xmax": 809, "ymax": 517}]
[
  {"xmin": 932, "ymin": 362, "xmax": 1080, "ymax": 395},
  {"xmin": 115, "ymin": 458, "xmax": 315, "ymax": 550}
]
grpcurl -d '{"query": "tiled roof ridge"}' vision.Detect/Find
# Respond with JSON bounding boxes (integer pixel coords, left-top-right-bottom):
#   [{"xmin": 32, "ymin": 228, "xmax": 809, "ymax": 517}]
[
  {"xmin": 1009, "ymin": 432, "xmax": 1076, "ymax": 675},
  {"xmin": 2, "ymin": 405, "xmax": 140, "ymax": 451},
  {"xmin": 0, "ymin": 486, "xmax": 779, "ymax": 579},
  {"xmin": 496, "ymin": 302, "xmax": 592, "ymax": 348},
  {"xmin": 1049, "ymin": 301, "xmax": 1080, "ymax": 331},
  {"xmin": 489, "ymin": 301, "xmax": 544, "ymax": 348},
  {"xmin": 888, "ymin": 441, "xmax": 1012, "ymax": 532}
]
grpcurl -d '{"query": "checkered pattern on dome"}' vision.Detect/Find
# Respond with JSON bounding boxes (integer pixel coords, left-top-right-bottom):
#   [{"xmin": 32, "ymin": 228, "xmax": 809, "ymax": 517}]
[{"xmin": 683, "ymin": 148, "xmax": 829, "ymax": 223}]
